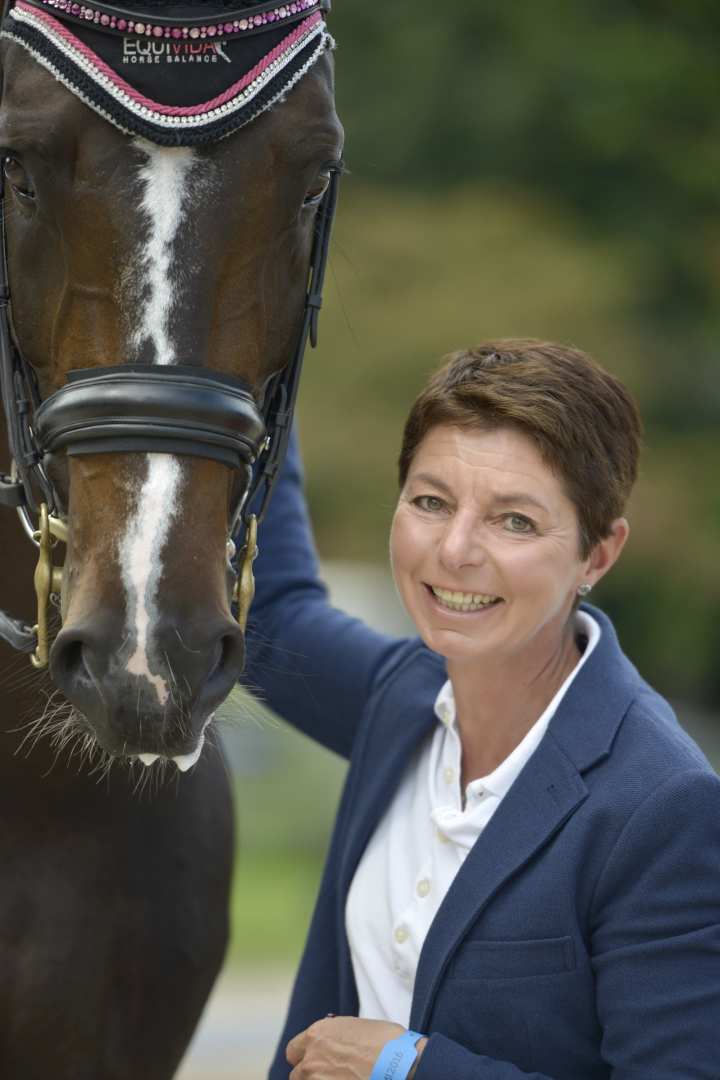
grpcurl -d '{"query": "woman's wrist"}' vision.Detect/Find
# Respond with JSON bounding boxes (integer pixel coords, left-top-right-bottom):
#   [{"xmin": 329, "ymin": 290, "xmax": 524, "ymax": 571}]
[
  {"xmin": 370, "ymin": 1030, "xmax": 426, "ymax": 1080},
  {"xmin": 407, "ymin": 1036, "xmax": 428, "ymax": 1078}
]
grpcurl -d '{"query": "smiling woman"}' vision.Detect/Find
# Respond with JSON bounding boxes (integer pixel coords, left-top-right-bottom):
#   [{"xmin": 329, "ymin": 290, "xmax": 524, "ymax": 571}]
[{"xmin": 242, "ymin": 339, "xmax": 720, "ymax": 1080}]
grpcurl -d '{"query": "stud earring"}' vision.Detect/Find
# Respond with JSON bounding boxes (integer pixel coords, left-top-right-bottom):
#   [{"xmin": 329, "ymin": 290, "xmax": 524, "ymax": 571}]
[{"xmin": 577, "ymin": 583, "xmax": 592, "ymax": 597}]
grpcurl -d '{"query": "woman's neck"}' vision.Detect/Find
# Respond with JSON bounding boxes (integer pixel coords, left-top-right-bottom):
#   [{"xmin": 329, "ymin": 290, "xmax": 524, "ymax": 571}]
[{"xmin": 447, "ymin": 617, "xmax": 582, "ymax": 786}]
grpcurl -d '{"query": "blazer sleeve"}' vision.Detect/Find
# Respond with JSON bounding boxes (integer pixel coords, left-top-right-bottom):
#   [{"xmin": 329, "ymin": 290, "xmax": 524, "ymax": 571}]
[
  {"xmin": 413, "ymin": 767, "xmax": 720, "ymax": 1080},
  {"xmin": 241, "ymin": 427, "xmax": 412, "ymax": 760}
]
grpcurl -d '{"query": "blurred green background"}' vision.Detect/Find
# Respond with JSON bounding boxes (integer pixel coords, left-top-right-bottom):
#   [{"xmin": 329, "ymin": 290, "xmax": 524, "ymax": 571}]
[{"xmin": 227, "ymin": 0, "xmax": 720, "ymax": 969}]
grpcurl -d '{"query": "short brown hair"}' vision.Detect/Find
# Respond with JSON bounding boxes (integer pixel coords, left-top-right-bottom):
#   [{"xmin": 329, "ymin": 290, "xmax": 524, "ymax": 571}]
[{"xmin": 399, "ymin": 340, "xmax": 642, "ymax": 558}]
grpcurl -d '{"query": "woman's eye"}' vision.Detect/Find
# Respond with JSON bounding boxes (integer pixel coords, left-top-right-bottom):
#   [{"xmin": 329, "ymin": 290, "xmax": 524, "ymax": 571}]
[
  {"xmin": 3, "ymin": 156, "xmax": 35, "ymax": 202},
  {"xmin": 504, "ymin": 514, "xmax": 535, "ymax": 533},
  {"xmin": 303, "ymin": 173, "xmax": 330, "ymax": 207},
  {"xmin": 413, "ymin": 495, "xmax": 446, "ymax": 513}
]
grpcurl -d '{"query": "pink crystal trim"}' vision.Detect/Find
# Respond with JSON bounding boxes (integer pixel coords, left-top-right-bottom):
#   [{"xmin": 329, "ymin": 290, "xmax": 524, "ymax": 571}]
[
  {"xmin": 15, "ymin": 1, "xmax": 324, "ymax": 116},
  {"xmin": 28, "ymin": 0, "xmax": 320, "ymax": 40}
]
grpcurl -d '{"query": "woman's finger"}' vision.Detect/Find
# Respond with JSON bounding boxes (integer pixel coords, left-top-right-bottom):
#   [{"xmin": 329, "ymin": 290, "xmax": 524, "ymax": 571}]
[{"xmin": 286, "ymin": 1028, "xmax": 308, "ymax": 1066}]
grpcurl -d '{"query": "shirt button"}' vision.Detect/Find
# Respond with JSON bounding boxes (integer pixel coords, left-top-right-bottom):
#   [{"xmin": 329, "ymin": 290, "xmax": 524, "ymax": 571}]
[
  {"xmin": 443, "ymin": 766, "xmax": 455, "ymax": 785},
  {"xmin": 417, "ymin": 878, "xmax": 431, "ymax": 898},
  {"xmin": 394, "ymin": 925, "xmax": 409, "ymax": 945},
  {"xmin": 436, "ymin": 827, "xmax": 450, "ymax": 844}
]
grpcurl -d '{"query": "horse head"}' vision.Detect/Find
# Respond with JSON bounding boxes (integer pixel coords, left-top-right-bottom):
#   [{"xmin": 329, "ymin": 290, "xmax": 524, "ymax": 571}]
[{"xmin": 0, "ymin": 0, "xmax": 342, "ymax": 767}]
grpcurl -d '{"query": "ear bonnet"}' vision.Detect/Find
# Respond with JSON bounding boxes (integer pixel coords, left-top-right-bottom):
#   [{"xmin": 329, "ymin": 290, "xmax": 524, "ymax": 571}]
[{"xmin": 0, "ymin": 0, "xmax": 333, "ymax": 145}]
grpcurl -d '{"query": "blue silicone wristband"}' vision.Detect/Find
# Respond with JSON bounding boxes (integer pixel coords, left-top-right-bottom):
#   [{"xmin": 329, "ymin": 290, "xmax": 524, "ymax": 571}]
[{"xmin": 370, "ymin": 1030, "xmax": 424, "ymax": 1080}]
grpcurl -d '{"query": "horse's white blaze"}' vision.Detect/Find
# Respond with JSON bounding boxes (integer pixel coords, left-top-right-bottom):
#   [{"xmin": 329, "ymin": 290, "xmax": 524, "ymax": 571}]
[
  {"xmin": 130, "ymin": 141, "xmax": 197, "ymax": 365},
  {"xmin": 121, "ymin": 142, "xmax": 196, "ymax": 704},
  {"xmin": 121, "ymin": 454, "xmax": 183, "ymax": 706}
]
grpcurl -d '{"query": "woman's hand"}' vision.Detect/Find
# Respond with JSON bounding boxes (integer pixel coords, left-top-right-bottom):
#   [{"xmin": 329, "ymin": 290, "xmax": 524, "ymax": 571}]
[{"xmin": 286, "ymin": 1016, "xmax": 427, "ymax": 1079}]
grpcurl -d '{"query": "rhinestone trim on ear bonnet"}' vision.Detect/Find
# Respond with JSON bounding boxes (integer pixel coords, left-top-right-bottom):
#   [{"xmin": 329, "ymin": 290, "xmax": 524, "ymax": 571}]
[{"xmin": 1, "ymin": 0, "xmax": 334, "ymax": 145}]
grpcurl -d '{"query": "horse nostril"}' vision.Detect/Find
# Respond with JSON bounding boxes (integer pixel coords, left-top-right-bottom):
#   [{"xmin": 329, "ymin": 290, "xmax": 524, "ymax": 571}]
[
  {"xmin": 53, "ymin": 635, "xmax": 92, "ymax": 689},
  {"xmin": 211, "ymin": 632, "xmax": 245, "ymax": 684},
  {"xmin": 49, "ymin": 631, "xmax": 102, "ymax": 715},
  {"xmin": 194, "ymin": 628, "xmax": 245, "ymax": 718}
]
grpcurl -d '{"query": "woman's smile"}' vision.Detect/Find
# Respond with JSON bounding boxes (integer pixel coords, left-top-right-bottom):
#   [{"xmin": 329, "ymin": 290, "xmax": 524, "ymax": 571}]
[{"xmin": 424, "ymin": 583, "xmax": 504, "ymax": 614}]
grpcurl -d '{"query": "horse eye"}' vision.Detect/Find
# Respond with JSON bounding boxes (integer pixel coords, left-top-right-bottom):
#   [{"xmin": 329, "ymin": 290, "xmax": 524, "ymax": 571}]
[
  {"xmin": 303, "ymin": 173, "xmax": 330, "ymax": 207},
  {"xmin": 3, "ymin": 156, "xmax": 36, "ymax": 202}
]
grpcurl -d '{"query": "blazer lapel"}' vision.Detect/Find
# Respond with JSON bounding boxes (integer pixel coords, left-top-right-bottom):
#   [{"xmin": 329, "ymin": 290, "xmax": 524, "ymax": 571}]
[
  {"xmin": 338, "ymin": 701, "xmax": 437, "ymax": 900},
  {"xmin": 336, "ymin": 651, "xmax": 443, "ymax": 1009},
  {"xmin": 410, "ymin": 731, "xmax": 588, "ymax": 1031}
]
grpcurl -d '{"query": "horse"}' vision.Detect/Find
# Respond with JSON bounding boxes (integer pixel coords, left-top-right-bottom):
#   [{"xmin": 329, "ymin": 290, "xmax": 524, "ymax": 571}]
[{"xmin": 0, "ymin": 0, "xmax": 342, "ymax": 1074}]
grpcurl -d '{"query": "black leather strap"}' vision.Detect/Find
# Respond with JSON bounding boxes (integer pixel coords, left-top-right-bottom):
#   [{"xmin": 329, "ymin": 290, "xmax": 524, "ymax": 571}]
[
  {"xmin": 35, "ymin": 364, "xmax": 266, "ymax": 470},
  {"xmin": 242, "ymin": 164, "xmax": 340, "ymax": 529},
  {"xmin": 0, "ymin": 474, "xmax": 25, "ymax": 507}
]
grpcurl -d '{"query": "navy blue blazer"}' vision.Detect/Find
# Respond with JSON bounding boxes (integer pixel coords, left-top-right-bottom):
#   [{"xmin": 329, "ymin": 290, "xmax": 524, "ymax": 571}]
[{"xmin": 243, "ymin": 434, "xmax": 720, "ymax": 1080}]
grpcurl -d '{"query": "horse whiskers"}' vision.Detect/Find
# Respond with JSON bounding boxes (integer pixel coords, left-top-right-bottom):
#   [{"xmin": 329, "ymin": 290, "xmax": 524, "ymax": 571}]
[
  {"xmin": 160, "ymin": 655, "xmax": 194, "ymax": 747},
  {"xmin": 10, "ymin": 693, "xmax": 109, "ymax": 780},
  {"xmin": 7, "ymin": 670, "xmax": 199, "ymax": 793},
  {"xmin": 128, "ymin": 753, "xmax": 171, "ymax": 798},
  {"xmin": 161, "ymin": 645, "xmax": 194, "ymax": 707},
  {"xmin": 42, "ymin": 711, "xmax": 90, "ymax": 778},
  {"xmin": 213, "ymin": 688, "xmax": 280, "ymax": 732},
  {"xmin": 11, "ymin": 689, "xmax": 77, "ymax": 758}
]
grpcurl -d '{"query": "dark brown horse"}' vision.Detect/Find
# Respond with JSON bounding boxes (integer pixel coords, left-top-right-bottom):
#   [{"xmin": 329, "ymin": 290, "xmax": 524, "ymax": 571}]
[{"xmin": 0, "ymin": 0, "xmax": 342, "ymax": 1074}]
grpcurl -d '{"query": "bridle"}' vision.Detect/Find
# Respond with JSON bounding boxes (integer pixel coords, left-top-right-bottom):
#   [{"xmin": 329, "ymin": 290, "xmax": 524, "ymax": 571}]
[{"xmin": 0, "ymin": 15, "xmax": 340, "ymax": 666}]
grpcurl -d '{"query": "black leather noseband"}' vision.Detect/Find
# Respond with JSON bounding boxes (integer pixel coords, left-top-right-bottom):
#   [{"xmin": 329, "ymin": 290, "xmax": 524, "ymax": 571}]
[{"xmin": 35, "ymin": 364, "xmax": 267, "ymax": 471}]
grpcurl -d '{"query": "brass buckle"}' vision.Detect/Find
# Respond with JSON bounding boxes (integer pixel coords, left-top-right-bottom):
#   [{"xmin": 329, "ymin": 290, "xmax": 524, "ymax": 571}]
[
  {"xmin": 233, "ymin": 514, "xmax": 258, "ymax": 634},
  {"xmin": 31, "ymin": 503, "xmax": 67, "ymax": 669}
]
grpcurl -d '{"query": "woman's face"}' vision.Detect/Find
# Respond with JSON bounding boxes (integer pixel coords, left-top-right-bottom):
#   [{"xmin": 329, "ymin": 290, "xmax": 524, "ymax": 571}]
[{"xmin": 390, "ymin": 423, "xmax": 625, "ymax": 665}]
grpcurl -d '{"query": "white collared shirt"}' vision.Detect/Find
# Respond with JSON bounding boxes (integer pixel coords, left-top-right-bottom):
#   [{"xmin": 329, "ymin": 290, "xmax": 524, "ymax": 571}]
[{"xmin": 345, "ymin": 611, "xmax": 601, "ymax": 1026}]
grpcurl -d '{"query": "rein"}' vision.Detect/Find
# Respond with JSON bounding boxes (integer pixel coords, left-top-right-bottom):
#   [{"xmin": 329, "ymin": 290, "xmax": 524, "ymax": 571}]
[{"xmin": 0, "ymin": 53, "xmax": 340, "ymax": 664}]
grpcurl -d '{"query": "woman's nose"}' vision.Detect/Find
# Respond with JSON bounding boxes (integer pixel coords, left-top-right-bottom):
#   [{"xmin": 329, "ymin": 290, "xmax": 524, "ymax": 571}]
[{"xmin": 437, "ymin": 512, "xmax": 486, "ymax": 571}]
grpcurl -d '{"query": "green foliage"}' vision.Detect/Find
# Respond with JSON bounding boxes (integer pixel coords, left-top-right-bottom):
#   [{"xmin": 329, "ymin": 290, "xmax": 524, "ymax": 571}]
[
  {"xmin": 228, "ymin": 849, "xmax": 326, "ymax": 965},
  {"xmin": 226, "ymin": 714, "xmax": 346, "ymax": 965},
  {"xmin": 329, "ymin": 2, "xmax": 720, "ymax": 403}
]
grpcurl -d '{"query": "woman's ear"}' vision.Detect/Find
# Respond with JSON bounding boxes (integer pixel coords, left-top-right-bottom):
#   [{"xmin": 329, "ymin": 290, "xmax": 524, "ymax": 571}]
[{"xmin": 582, "ymin": 518, "xmax": 630, "ymax": 589}]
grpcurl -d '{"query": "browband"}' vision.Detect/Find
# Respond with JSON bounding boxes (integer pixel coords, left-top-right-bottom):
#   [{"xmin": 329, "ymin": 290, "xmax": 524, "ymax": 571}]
[{"xmin": 34, "ymin": 363, "xmax": 267, "ymax": 470}]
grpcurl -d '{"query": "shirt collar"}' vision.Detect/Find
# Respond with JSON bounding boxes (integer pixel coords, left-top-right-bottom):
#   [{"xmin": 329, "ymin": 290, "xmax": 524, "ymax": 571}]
[{"xmin": 432, "ymin": 610, "xmax": 602, "ymax": 799}]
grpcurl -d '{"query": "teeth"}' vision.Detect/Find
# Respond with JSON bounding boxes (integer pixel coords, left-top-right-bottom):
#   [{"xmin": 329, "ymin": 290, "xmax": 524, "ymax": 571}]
[
  {"xmin": 138, "ymin": 753, "xmax": 160, "ymax": 767},
  {"xmin": 431, "ymin": 586, "xmax": 501, "ymax": 611}
]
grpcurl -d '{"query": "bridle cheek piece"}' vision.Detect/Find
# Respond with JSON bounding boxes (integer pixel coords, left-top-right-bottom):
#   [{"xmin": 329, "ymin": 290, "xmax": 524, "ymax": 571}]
[{"xmin": 0, "ymin": 144, "xmax": 340, "ymax": 665}]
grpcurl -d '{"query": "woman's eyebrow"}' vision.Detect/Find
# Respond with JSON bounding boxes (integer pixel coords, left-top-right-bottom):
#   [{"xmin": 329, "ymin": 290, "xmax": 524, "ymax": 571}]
[
  {"xmin": 408, "ymin": 472, "xmax": 454, "ymax": 495},
  {"xmin": 489, "ymin": 492, "xmax": 550, "ymax": 513},
  {"xmin": 409, "ymin": 474, "xmax": 549, "ymax": 514}
]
